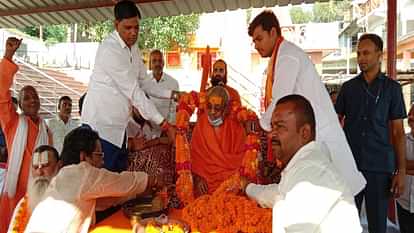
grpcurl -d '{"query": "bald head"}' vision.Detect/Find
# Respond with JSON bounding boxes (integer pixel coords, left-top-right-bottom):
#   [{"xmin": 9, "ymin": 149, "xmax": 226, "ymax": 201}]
[{"xmin": 19, "ymin": 85, "xmax": 40, "ymax": 118}]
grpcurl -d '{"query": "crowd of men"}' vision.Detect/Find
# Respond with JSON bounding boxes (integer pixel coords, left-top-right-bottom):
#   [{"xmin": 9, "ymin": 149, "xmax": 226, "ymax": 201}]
[{"xmin": 0, "ymin": 0, "xmax": 413, "ymax": 233}]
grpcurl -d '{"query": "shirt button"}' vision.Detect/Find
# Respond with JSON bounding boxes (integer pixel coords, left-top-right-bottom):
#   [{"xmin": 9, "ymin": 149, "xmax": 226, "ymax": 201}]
[
  {"xmin": 362, "ymin": 132, "xmax": 366, "ymax": 136},
  {"xmin": 363, "ymin": 117, "xmax": 367, "ymax": 120}
]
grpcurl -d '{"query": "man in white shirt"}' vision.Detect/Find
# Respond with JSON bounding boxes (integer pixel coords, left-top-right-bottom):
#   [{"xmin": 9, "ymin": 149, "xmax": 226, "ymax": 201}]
[
  {"xmin": 248, "ymin": 10, "xmax": 365, "ymax": 195},
  {"xmin": 47, "ymin": 96, "xmax": 79, "ymax": 153},
  {"xmin": 81, "ymin": 1, "xmax": 179, "ymax": 172},
  {"xmin": 25, "ymin": 126, "xmax": 163, "ymax": 233},
  {"xmin": 397, "ymin": 104, "xmax": 414, "ymax": 233},
  {"xmin": 143, "ymin": 49, "xmax": 179, "ymax": 139},
  {"xmin": 242, "ymin": 94, "xmax": 361, "ymax": 233}
]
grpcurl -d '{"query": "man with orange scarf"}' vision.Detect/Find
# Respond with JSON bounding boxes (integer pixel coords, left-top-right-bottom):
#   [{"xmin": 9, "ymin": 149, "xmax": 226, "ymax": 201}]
[
  {"xmin": 191, "ymin": 86, "xmax": 246, "ymax": 196},
  {"xmin": 248, "ymin": 10, "xmax": 365, "ymax": 195},
  {"xmin": 0, "ymin": 37, "xmax": 51, "ymax": 232}
]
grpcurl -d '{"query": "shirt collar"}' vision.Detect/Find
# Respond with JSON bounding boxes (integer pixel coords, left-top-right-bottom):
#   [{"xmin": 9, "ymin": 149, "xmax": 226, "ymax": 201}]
[
  {"xmin": 57, "ymin": 115, "xmax": 72, "ymax": 123},
  {"xmin": 113, "ymin": 31, "xmax": 128, "ymax": 49},
  {"xmin": 282, "ymin": 141, "xmax": 318, "ymax": 174},
  {"xmin": 357, "ymin": 72, "xmax": 386, "ymax": 83},
  {"xmin": 151, "ymin": 72, "xmax": 166, "ymax": 83}
]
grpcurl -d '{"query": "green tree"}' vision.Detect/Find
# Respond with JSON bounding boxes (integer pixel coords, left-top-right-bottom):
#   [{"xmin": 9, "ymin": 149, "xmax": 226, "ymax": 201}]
[
  {"xmin": 138, "ymin": 14, "xmax": 199, "ymax": 51},
  {"xmin": 312, "ymin": 0, "xmax": 351, "ymax": 23},
  {"xmin": 77, "ymin": 14, "xmax": 199, "ymax": 51},
  {"xmin": 78, "ymin": 21, "xmax": 113, "ymax": 42},
  {"xmin": 290, "ymin": 7, "xmax": 312, "ymax": 24},
  {"xmin": 22, "ymin": 25, "xmax": 67, "ymax": 44},
  {"xmin": 290, "ymin": 0, "xmax": 352, "ymax": 24}
]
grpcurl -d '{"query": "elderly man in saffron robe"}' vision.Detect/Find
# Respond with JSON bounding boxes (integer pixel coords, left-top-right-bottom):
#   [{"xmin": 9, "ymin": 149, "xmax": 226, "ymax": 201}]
[
  {"xmin": 0, "ymin": 37, "xmax": 51, "ymax": 232},
  {"xmin": 191, "ymin": 86, "xmax": 246, "ymax": 196}
]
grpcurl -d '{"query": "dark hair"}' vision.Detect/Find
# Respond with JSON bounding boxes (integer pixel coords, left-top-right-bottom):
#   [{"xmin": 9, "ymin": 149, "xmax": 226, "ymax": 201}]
[
  {"xmin": 248, "ymin": 10, "xmax": 281, "ymax": 37},
  {"xmin": 114, "ymin": 0, "xmax": 141, "ymax": 20},
  {"xmin": 276, "ymin": 94, "xmax": 316, "ymax": 138},
  {"xmin": 34, "ymin": 145, "xmax": 59, "ymax": 162},
  {"xmin": 58, "ymin": 96, "xmax": 72, "ymax": 110},
  {"xmin": 358, "ymin": 33, "xmax": 383, "ymax": 51},
  {"xmin": 78, "ymin": 92, "xmax": 86, "ymax": 116},
  {"xmin": 150, "ymin": 49, "xmax": 162, "ymax": 57},
  {"xmin": 60, "ymin": 126, "xmax": 100, "ymax": 167}
]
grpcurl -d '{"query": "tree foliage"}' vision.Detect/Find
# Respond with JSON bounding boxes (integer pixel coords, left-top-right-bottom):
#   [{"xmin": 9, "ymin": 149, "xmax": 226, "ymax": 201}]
[
  {"xmin": 290, "ymin": 7, "xmax": 312, "ymax": 24},
  {"xmin": 290, "ymin": 0, "xmax": 351, "ymax": 24},
  {"xmin": 21, "ymin": 25, "xmax": 67, "ymax": 44},
  {"xmin": 138, "ymin": 14, "xmax": 199, "ymax": 51},
  {"xmin": 78, "ymin": 21, "xmax": 113, "ymax": 42},
  {"xmin": 77, "ymin": 14, "xmax": 199, "ymax": 51}
]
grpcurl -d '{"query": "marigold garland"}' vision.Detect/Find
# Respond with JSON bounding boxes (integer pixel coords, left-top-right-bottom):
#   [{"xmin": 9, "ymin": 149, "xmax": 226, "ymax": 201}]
[
  {"xmin": 181, "ymin": 179, "xmax": 272, "ymax": 233},
  {"xmin": 10, "ymin": 196, "xmax": 30, "ymax": 233}
]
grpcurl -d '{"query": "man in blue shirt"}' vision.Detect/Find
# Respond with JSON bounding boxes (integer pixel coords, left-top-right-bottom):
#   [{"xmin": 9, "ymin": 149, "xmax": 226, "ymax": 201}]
[{"xmin": 336, "ymin": 33, "xmax": 407, "ymax": 233}]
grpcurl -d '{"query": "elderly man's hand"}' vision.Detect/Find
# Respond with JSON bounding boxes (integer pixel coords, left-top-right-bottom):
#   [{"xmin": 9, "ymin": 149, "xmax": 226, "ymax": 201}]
[
  {"xmin": 244, "ymin": 119, "xmax": 261, "ymax": 135},
  {"xmin": 391, "ymin": 170, "xmax": 406, "ymax": 198},
  {"xmin": 171, "ymin": 90, "xmax": 186, "ymax": 102},
  {"xmin": 193, "ymin": 173, "xmax": 208, "ymax": 196},
  {"xmin": 4, "ymin": 37, "xmax": 22, "ymax": 61}
]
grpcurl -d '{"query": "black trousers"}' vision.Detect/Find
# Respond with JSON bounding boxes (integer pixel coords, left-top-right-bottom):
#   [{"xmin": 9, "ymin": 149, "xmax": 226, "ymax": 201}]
[
  {"xmin": 355, "ymin": 171, "xmax": 392, "ymax": 233},
  {"xmin": 397, "ymin": 202, "xmax": 414, "ymax": 233}
]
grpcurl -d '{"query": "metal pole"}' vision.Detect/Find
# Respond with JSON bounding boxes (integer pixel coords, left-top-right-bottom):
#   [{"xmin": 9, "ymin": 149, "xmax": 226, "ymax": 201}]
[{"xmin": 387, "ymin": 0, "xmax": 397, "ymax": 80}]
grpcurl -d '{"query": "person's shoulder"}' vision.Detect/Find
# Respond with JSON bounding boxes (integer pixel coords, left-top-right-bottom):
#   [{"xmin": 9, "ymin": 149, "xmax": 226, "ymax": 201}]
[
  {"xmin": 46, "ymin": 118, "xmax": 59, "ymax": 126},
  {"xmin": 381, "ymin": 74, "xmax": 401, "ymax": 88},
  {"xmin": 164, "ymin": 73, "xmax": 179, "ymax": 84},
  {"xmin": 341, "ymin": 75, "xmax": 361, "ymax": 88}
]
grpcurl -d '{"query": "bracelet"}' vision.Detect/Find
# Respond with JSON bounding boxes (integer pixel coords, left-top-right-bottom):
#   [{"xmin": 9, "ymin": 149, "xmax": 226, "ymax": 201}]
[{"xmin": 160, "ymin": 120, "xmax": 171, "ymax": 131}]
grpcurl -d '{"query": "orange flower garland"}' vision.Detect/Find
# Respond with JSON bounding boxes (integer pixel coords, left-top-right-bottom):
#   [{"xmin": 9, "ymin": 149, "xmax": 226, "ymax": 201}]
[
  {"xmin": 175, "ymin": 92, "xmax": 199, "ymax": 206},
  {"xmin": 181, "ymin": 179, "xmax": 272, "ymax": 233},
  {"xmin": 10, "ymin": 196, "xmax": 30, "ymax": 233}
]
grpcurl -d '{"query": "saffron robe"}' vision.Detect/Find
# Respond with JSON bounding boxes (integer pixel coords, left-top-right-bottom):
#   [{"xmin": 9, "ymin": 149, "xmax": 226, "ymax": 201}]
[
  {"xmin": 0, "ymin": 59, "xmax": 46, "ymax": 232},
  {"xmin": 191, "ymin": 113, "xmax": 246, "ymax": 193}
]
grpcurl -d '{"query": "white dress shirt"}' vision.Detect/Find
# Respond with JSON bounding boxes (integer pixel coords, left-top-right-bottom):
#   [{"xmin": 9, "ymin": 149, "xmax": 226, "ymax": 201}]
[
  {"xmin": 246, "ymin": 141, "xmax": 362, "ymax": 233},
  {"xmin": 259, "ymin": 40, "xmax": 365, "ymax": 195},
  {"xmin": 397, "ymin": 133, "xmax": 414, "ymax": 213},
  {"xmin": 47, "ymin": 116, "xmax": 79, "ymax": 153},
  {"xmin": 24, "ymin": 162, "xmax": 148, "ymax": 233},
  {"xmin": 81, "ymin": 31, "xmax": 172, "ymax": 147},
  {"xmin": 144, "ymin": 71, "xmax": 179, "ymax": 139}
]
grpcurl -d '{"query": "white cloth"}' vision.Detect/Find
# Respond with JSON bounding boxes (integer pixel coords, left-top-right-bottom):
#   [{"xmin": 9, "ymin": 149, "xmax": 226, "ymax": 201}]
[
  {"xmin": 259, "ymin": 40, "xmax": 365, "ymax": 195},
  {"xmin": 81, "ymin": 31, "xmax": 172, "ymax": 147},
  {"xmin": 47, "ymin": 116, "xmax": 79, "ymax": 153},
  {"xmin": 144, "ymin": 71, "xmax": 179, "ymax": 139},
  {"xmin": 246, "ymin": 141, "xmax": 362, "ymax": 233},
  {"xmin": 25, "ymin": 162, "xmax": 148, "ymax": 233},
  {"xmin": 397, "ymin": 133, "xmax": 414, "ymax": 213},
  {"xmin": 4, "ymin": 116, "xmax": 48, "ymax": 198}
]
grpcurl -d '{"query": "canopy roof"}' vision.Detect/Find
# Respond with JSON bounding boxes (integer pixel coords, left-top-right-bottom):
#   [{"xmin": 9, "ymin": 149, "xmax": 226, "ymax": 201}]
[{"xmin": 0, "ymin": 0, "xmax": 326, "ymax": 28}]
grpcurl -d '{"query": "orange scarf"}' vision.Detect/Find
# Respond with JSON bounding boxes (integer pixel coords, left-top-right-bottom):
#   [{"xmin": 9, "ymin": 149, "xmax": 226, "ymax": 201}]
[
  {"xmin": 265, "ymin": 37, "xmax": 283, "ymax": 162},
  {"xmin": 264, "ymin": 36, "xmax": 284, "ymax": 109}
]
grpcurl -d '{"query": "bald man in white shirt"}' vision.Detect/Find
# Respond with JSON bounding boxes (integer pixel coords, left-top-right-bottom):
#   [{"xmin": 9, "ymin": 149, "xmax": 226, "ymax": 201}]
[{"xmin": 241, "ymin": 95, "xmax": 361, "ymax": 233}]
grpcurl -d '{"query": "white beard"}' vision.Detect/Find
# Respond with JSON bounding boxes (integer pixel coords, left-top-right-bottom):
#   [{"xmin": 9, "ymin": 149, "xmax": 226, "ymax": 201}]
[{"xmin": 27, "ymin": 176, "xmax": 51, "ymax": 212}]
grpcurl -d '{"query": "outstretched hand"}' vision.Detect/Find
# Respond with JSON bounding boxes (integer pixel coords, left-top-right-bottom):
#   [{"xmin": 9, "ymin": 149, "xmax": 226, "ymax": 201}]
[{"xmin": 4, "ymin": 37, "xmax": 22, "ymax": 61}]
